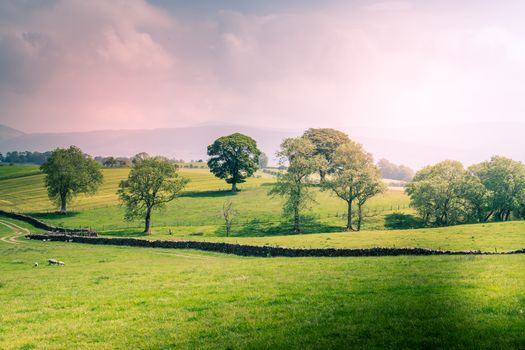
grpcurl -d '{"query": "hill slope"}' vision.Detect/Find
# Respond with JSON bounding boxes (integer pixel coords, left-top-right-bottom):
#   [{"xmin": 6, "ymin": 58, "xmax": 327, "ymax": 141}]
[
  {"xmin": 0, "ymin": 124, "xmax": 24, "ymax": 143},
  {"xmin": 0, "ymin": 124, "xmax": 298, "ymax": 163}
]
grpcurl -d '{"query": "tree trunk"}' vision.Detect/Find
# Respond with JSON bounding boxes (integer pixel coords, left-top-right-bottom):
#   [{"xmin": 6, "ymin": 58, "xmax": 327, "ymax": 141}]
[
  {"xmin": 60, "ymin": 193, "xmax": 67, "ymax": 213},
  {"xmin": 357, "ymin": 204, "xmax": 363, "ymax": 231},
  {"xmin": 231, "ymin": 182, "xmax": 238, "ymax": 192},
  {"xmin": 144, "ymin": 207, "xmax": 152, "ymax": 234},
  {"xmin": 319, "ymin": 170, "xmax": 326, "ymax": 182},
  {"xmin": 346, "ymin": 201, "xmax": 353, "ymax": 231},
  {"xmin": 293, "ymin": 206, "xmax": 300, "ymax": 233}
]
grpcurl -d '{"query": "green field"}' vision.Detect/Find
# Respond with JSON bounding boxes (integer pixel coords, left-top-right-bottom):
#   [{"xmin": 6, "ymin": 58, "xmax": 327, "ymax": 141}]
[
  {"xmin": 0, "ymin": 166, "xmax": 410, "ymax": 236},
  {"xmin": 1, "ymin": 164, "xmax": 525, "ymax": 349},
  {"xmin": 0, "ymin": 164, "xmax": 41, "ymax": 180},
  {"xmin": 0, "ymin": 218, "xmax": 524, "ymax": 349}
]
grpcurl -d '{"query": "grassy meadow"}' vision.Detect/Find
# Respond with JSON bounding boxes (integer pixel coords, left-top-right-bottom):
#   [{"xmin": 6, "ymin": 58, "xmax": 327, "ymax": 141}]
[
  {"xmin": 0, "ymin": 165, "xmax": 411, "ymax": 236},
  {"xmin": 0, "ymin": 220, "xmax": 524, "ymax": 349},
  {"xmin": 1, "ymin": 166, "xmax": 525, "ymax": 349}
]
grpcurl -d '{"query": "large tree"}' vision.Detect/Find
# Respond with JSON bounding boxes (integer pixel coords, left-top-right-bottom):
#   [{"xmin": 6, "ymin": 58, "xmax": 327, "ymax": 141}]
[
  {"xmin": 117, "ymin": 157, "xmax": 189, "ymax": 234},
  {"xmin": 207, "ymin": 133, "xmax": 261, "ymax": 192},
  {"xmin": 321, "ymin": 141, "xmax": 385, "ymax": 231},
  {"xmin": 40, "ymin": 146, "xmax": 103, "ymax": 213},
  {"xmin": 302, "ymin": 128, "xmax": 350, "ymax": 179},
  {"xmin": 269, "ymin": 137, "xmax": 326, "ymax": 233},
  {"xmin": 406, "ymin": 160, "xmax": 468, "ymax": 226},
  {"xmin": 468, "ymin": 156, "xmax": 525, "ymax": 221}
]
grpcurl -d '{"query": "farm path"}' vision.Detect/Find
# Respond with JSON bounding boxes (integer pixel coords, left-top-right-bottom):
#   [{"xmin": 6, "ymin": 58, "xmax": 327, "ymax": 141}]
[{"xmin": 0, "ymin": 220, "xmax": 30, "ymax": 244}]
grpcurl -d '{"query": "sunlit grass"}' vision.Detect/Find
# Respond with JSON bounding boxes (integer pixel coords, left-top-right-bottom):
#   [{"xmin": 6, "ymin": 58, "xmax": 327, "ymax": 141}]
[{"xmin": 0, "ymin": 234, "xmax": 523, "ymax": 349}]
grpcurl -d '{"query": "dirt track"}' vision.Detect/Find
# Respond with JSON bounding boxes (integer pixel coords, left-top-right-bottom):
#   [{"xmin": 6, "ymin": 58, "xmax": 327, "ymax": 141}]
[{"xmin": 0, "ymin": 220, "xmax": 30, "ymax": 244}]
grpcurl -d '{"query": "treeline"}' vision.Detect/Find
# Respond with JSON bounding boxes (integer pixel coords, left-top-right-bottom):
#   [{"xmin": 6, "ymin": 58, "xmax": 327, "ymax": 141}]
[
  {"xmin": 406, "ymin": 157, "xmax": 525, "ymax": 226},
  {"xmin": 37, "ymin": 129, "xmax": 384, "ymax": 235},
  {"xmin": 0, "ymin": 151, "xmax": 52, "ymax": 165},
  {"xmin": 377, "ymin": 158, "xmax": 414, "ymax": 181}
]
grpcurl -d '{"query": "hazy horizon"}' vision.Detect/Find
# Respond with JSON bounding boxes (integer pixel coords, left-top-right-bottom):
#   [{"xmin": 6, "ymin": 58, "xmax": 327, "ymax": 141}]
[{"xmin": 1, "ymin": 0, "xmax": 525, "ymax": 164}]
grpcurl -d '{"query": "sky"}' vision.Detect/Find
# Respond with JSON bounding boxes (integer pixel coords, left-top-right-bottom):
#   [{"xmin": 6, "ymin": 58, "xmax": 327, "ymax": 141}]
[{"xmin": 1, "ymin": 0, "xmax": 525, "ymax": 142}]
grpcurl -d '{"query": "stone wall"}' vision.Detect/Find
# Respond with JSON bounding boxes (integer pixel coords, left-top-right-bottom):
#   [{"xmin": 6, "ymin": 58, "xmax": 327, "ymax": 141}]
[
  {"xmin": 0, "ymin": 210, "xmax": 96, "ymax": 236},
  {"xmin": 27, "ymin": 233, "xmax": 524, "ymax": 257}
]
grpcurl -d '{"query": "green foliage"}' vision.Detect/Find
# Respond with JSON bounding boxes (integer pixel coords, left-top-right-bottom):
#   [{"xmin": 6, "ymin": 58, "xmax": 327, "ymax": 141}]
[
  {"xmin": 322, "ymin": 141, "xmax": 385, "ymax": 231},
  {"xmin": 406, "ymin": 160, "xmax": 468, "ymax": 226},
  {"xmin": 40, "ymin": 146, "xmax": 103, "ymax": 213},
  {"xmin": 258, "ymin": 152, "xmax": 269, "ymax": 168},
  {"xmin": 270, "ymin": 137, "xmax": 326, "ymax": 233},
  {"xmin": 407, "ymin": 156, "xmax": 525, "ymax": 227},
  {"xmin": 117, "ymin": 157, "xmax": 189, "ymax": 233},
  {"xmin": 207, "ymin": 133, "xmax": 261, "ymax": 192},
  {"xmin": 302, "ymin": 128, "xmax": 350, "ymax": 178},
  {"xmin": 468, "ymin": 156, "xmax": 525, "ymax": 221},
  {"xmin": 377, "ymin": 158, "xmax": 414, "ymax": 181}
]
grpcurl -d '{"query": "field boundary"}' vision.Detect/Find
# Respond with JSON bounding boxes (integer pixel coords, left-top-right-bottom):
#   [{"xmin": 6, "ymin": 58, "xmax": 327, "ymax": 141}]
[
  {"xmin": 26, "ymin": 233, "xmax": 525, "ymax": 257},
  {"xmin": 0, "ymin": 210, "xmax": 96, "ymax": 235}
]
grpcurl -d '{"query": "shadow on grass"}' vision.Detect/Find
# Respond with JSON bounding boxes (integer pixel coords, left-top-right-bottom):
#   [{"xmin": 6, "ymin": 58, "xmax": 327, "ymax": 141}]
[
  {"xmin": 217, "ymin": 216, "xmax": 345, "ymax": 237},
  {"xmin": 28, "ymin": 211, "xmax": 81, "ymax": 220},
  {"xmin": 171, "ymin": 256, "xmax": 515, "ymax": 349},
  {"xmin": 180, "ymin": 190, "xmax": 238, "ymax": 198},
  {"xmin": 99, "ymin": 228, "xmax": 148, "ymax": 237},
  {"xmin": 384, "ymin": 212, "xmax": 426, "ymax": 230}
]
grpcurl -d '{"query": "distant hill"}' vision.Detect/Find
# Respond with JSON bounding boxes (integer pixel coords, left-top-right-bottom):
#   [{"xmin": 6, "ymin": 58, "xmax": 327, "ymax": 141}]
[
  {"xmin": 1, "ymin": 122, "xmax": 524, "ymax": 169},
  {"xmin": 0, "ymin": 124, "xmax": 24, "ymax": 143},
  {"xmin": 0, "ymin": 124, "xmax": 300, "ymax": 164}
]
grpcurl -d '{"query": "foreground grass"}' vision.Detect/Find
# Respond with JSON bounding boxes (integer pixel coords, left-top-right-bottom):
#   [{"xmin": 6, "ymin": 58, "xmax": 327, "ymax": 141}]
[{"xmin": 1, "ymin": 236, "xmax": 524, "ymax": 349}]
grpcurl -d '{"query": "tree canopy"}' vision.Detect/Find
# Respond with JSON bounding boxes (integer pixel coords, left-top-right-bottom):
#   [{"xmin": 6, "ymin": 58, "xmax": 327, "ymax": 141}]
[
  {"xmin": 302, "ymin": 128, "xmax": 350, "ymax": 179},
  {"xmin": 269, "ymin": 137, "xmax": 326, "ymax": 233},
  {"xmin": 406, "ymin": 160, "xmax": 467, "ymax": 226},
  {"xmin": 207, "ymin": 133, "xmax": 261, "ymax": 192},
  {"xmin": 377, "ymin": 158, "xmax": 414, "ymax": 181},
  {"xmin": 40, "ymin": 146, "xmax": 103, "ymax": 213},
  {"xmin": 468, "ymin": 156, "xmax": 525, "ymax": 222},
  {"xmin": 117, "ymin": 157, "xmax": 189, "ymax": 234},
  {"xmin": 258, "ymin": 152, "xmax": 269, "ymax": 169},
  {"xmin": 406, "ymin": 157, "xmax": 525, "ymax": 226},
  {"xmin": 322, "ymin": 141, "xmax": 385, "ymax": 231}
]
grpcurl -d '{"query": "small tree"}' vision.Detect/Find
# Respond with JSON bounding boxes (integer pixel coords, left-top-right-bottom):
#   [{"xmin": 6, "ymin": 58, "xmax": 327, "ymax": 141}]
[
  {"xmin": 117, "ymin": 157, "xmax": 189, "ymax": 234},
  {"xmin": 258, "ymin": 152, "xmax": 269, "ymax": 169},
  {"xmin": 302, "ymin": 128, "xmax": 350, "ymax": 179},
  {"xmin": 103, "ymin": 157, "xmax": 117, "ymax": 167},
  {"xmin": 207, "ymin": 133, "xmax": 261, "ymax": 192},
  {"xmin": 355, "ymin": 169, "xmax": 385, "ymax": 231},
  {"xmin": 40, "ymin": 146, "xmax": 103, "ymax": 213},
  {"xmin": 221, "ymin": 200, "xmax": 238, "ymax": 237},
  {"xmin": 321, "ymin": 141, "xmax": 385, "ymax": 231},
  {"xmin": 269, "ymin": 137, "xmax": 326, "ymax": 233}
]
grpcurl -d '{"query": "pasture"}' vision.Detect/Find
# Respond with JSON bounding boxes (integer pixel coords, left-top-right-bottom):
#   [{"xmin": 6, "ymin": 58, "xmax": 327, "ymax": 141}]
[
  {"xmin": 1, "ymin": 166, "xmax": 525, "ymax": 349},
  {"xmin": 0, "ymin": 165, "xmax": 410, "ymax": 236},
  {"xmin": 0, "ymin": 219, "xmax": 524, "ymax": 349}
]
